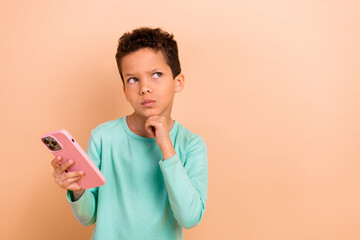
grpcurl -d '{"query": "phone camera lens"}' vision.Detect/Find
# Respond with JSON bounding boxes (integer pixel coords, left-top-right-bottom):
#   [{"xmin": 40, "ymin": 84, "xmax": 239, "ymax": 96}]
[
  {"xmin": 51, "ymin": 140, "xmax": 57, "ymax": 145},
  {"xmin": 49, "ymin": 144, "xmax": 55, "ymax": 150},
  {"xmin": 43, "ymin": 138, "xmax": 50, "ymax": 144}
]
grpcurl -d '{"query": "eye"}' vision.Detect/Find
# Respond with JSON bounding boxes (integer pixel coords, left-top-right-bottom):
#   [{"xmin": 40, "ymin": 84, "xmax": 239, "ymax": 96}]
[
  {"xmin": 127, "ymin": 77, "xmax": 138, "ymax": 84},
  {"xmin": 152, "ymin": 72, "xmax": 162, "ymax": 78}
]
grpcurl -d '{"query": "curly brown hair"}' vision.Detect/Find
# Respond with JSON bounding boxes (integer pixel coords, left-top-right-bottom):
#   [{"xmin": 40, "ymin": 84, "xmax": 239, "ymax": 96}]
[{"xmin": 115, "ymin": 27, "xmax": 181, "ymax": 85}]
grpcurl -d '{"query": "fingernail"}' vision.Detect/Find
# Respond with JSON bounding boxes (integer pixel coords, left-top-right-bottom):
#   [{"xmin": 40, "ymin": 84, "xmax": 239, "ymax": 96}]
[
  {"xmin": 57, "ymin": 156, "xmax": 61, "ymax": 160},
  {"xmin": 79, "ymin": 171, "xmax": 84, "ymax": 175}
]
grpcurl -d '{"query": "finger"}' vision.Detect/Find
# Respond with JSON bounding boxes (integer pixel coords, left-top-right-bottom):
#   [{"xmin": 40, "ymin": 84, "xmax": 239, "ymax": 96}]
[
  {"xmin": 145, "ymin": 119, "xmax": 159, "ymax": 131},
  {"xmin": 144, "ymin": 123, "xmax": 156, "ymax": 137},
  {"xmin": 57, "ymin": 170, "xmax": 84, "ymax": 184},
  {"xmin": 54, "ymin": 159, "xmax": 74, "ymax": 175},
  {"xmin": 60, "ymin": 176, "xmax": 82, "ymax": 189},
  {"xmin": 147, "ymin": 115, "xmax": 166, "ymax": 123},
  {"xmin": 146, "ymin": 117, "xmax": 166, "ymax": 128},
  {"xmin": 145, "ymin": 119, "xmax": 167, "ymax": 136},
  {"xmin": 67, "ymin": 184, "xmax": 83, "ymax": 192},
  {"xmin": 145, "ymin": 116, "xmax": 158, "ymax": 126},
  {"xmin": 51, "ymin": 156, "xmax": 62, "ymax": 168},
  {"xmin": 64, "ymin": 170, "xmax": 85, "ymax": 179}
]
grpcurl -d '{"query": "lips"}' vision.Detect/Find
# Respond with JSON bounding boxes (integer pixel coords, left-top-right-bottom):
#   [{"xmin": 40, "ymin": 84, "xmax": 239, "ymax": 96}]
[{"xmin": 141, "ymin": 99, "xmax": 156, "ymax": 107}]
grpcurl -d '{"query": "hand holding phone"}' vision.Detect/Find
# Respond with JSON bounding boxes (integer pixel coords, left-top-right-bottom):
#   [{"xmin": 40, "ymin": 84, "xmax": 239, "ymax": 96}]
[
  {"xmin": 42, "ymin": 129, "xmax": 106, "ymax": 189},
  {"xmin": 51, "ymin": 155, "xmax": 84, "ymax": 192}
]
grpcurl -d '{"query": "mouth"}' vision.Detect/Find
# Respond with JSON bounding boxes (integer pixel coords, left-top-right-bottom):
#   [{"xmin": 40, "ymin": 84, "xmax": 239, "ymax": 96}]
[{"xmin": 141, "ymin": 99, "xmax": 156, "ymax": 107}]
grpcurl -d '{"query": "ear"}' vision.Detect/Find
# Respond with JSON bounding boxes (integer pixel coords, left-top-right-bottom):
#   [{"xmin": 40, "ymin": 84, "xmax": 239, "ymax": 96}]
[{"xmin": 174, "ymin": 73, "xmax": 185, "ymax": 93}]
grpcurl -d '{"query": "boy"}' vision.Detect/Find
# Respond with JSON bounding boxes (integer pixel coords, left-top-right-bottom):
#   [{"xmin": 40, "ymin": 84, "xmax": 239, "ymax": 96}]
[{"xmin": 51, "ymin": 27, "xmax": 208, "ymax": 240}]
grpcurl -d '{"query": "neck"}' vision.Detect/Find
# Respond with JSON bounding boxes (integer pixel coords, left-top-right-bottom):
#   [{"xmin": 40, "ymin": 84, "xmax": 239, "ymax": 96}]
[{"xmin": 126, "ymin": 113, "xmax": 174, "ymax": 138}]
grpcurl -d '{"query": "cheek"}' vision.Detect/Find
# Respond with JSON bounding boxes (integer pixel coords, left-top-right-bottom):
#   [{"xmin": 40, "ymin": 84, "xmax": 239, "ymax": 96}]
[
  {"xmin": 124, "ymin": 86, "xmax": 137, "ymax": 97},
  {"xmin": 124, "ymin": 91, "xmax": 134, "ymax": 102},
  {"xmin": 160, "ymin": 82, "xmax": 175, "ymax": 94}
]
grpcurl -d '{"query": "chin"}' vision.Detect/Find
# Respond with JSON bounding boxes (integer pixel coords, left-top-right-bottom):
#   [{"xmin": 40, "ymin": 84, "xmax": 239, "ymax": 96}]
[{"xmin": 136, "ymin": 109, "xmax": 161, "ymax": 118}]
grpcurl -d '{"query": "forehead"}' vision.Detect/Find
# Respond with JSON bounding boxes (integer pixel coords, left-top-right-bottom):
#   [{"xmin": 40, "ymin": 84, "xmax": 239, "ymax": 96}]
[{"xmin": 121, "ymin": 48, "xmax": 169, "ymax": 75}]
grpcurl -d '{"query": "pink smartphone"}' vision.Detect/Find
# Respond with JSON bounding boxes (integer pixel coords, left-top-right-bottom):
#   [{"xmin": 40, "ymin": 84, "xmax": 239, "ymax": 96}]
[{"xmin": 41, "ymin": 129, "xmax": 106, "ymax": 189}]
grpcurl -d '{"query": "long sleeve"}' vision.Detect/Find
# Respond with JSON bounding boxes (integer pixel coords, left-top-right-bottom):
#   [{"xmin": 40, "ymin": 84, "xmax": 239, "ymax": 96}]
[
  {"xmin": 66, "ymin": 131, "xmax": 101, "ymax": 226},
  {"xmin": 159, "ymin": 135, "xmax": 208, "ymax": 229}
]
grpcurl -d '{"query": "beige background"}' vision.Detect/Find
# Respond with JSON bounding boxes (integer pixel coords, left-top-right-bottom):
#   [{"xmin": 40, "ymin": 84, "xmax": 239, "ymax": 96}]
[{"xmin": 1, "ymin": 0, "xmax": 360, "ymax": 239}]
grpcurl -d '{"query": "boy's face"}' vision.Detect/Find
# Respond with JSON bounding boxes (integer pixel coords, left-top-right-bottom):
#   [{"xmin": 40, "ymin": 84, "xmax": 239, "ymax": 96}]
[{"xmin": 121, "ymin": 47, "xmax": 184, "ymax": 119}]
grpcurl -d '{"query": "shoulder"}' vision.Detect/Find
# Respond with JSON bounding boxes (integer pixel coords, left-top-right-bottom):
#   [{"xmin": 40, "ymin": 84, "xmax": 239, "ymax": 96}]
[
  {"xmin": 90, "ymin": 117, "xmax": 123, "ymax": 138},
  {"xmin": 175, "ymin": 121, "xmax": 207, "ymax": 156},
  {"xmin": 176, "ymin": 122, "xmax": 206, "ymax": 144},
  {"xmin": 174, "ymin": 122, "xmax": 208, "ymax": 171}
]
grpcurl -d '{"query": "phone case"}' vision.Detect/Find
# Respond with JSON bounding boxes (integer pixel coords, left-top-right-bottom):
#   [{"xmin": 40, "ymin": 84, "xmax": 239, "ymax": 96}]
[{"xmin": 41, "ymin": 129, "xmax": 106, "ymax": 189}]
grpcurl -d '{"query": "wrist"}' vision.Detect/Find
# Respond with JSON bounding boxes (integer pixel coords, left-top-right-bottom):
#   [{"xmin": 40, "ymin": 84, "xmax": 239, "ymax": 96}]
[
  {"xmin": 160, "ymin": 142, "xmax": 176, "ymax": 161},
  {"xmin": 71, "ymin": 189, "xmax": 85, "ymax": 201}
]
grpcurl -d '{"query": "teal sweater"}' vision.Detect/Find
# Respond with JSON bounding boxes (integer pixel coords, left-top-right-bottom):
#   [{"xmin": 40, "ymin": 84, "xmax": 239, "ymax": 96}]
[{"xmin": 67, "ymin": 116, "xmax": 208, "ymax": 240}]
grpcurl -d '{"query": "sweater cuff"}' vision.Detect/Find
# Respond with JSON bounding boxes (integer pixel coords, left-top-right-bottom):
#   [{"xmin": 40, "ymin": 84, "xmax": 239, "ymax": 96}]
[
  {"xmin": 159, "ymin": 154, "xmax": 181, "ymax": 168},
  {"xmin": 66, "ymin": 189, "xmax": 88, "ymax": 204}
]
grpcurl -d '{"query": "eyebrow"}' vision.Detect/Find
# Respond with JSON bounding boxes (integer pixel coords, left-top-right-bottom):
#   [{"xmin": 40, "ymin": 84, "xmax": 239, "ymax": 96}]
[{"xmin": 124, "ymin": 68, "xmax": 164, "ymax": 78}]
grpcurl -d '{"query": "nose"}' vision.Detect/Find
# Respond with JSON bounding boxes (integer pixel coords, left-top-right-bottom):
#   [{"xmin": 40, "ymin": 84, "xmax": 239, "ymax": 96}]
[{"xmin": 140, "ymin": 82, "xmax": 152, "ymax": 95}]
